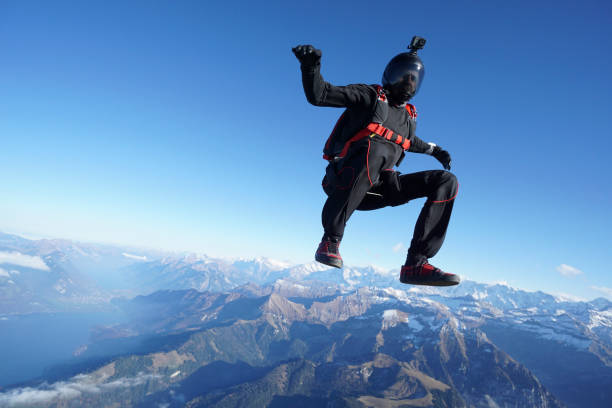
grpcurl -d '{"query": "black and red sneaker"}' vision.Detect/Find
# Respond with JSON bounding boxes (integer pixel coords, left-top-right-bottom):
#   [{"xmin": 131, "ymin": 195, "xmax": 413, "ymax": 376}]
[
  {"xmin": 399, "ymin": 261, "xmax": 460, "ymax": 286},
  {"xmin": 315, "ymin": 239, "xmax": 343, "ymax": 268}
]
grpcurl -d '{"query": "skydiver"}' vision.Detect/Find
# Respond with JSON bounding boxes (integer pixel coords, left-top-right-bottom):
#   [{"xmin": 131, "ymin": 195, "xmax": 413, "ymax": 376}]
[{"xmin": 292, "ymin": 37, "xmax": 460, "ymax": 286}]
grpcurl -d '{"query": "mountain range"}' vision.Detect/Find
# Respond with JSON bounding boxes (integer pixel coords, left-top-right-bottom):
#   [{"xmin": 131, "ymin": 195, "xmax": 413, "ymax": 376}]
[{"xmin": 1, "ymin": 232, "xmax": 611, "ymax": 407}]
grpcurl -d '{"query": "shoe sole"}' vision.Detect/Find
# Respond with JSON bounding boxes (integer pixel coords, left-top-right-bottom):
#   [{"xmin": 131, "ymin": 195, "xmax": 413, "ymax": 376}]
[{"xmin": 315, "ymin": 253, "xmax": 343, "ymax": 269}]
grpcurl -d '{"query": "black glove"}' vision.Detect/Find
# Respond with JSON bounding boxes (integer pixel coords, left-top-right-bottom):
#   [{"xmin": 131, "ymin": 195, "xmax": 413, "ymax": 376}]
[
  {"xmin": 432, "ymin": 146, "xmax": 452, "ymax": 170},
  {"xmin": 292, "ymin": 44, "xmax": 322, "ymax": 66}
]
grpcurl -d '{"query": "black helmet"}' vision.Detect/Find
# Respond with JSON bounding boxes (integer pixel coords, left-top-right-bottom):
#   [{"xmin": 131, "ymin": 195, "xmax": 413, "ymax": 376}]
[{"xmin": 382, "ymin": 36, "xmax": 426, "ymax": 104}]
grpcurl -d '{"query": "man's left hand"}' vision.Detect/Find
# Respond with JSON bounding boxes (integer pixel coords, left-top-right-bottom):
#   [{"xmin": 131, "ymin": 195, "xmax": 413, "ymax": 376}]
[{"xmin": 432, "ymin": 146, "xmax": 452, "ymax": 170}]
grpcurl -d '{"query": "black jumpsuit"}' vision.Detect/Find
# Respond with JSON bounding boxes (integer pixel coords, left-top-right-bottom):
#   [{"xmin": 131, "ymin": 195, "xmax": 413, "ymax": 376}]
[{"xmin": 301, "ymin": 63, "xmax": 458, "ymax": 261}]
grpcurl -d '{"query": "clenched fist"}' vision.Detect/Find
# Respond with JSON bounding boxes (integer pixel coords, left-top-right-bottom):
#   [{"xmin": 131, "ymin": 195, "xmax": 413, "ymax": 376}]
[{"xmin": 292, "ymin": 44, "xmax": 322, "ymax": 66}]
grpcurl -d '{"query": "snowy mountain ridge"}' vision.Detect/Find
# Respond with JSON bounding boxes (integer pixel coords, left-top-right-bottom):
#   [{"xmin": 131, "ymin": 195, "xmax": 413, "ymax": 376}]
[
  {"xmin": 2, "ymin": 231, "xmax": 611, "ymax": 348},
  {"xmin": 2, "ymin": 231, "xmax": 612, "ymax": 407},
  {"xmin": 2, "ymin": 230, "xmax": 611, "ymax": 315}
]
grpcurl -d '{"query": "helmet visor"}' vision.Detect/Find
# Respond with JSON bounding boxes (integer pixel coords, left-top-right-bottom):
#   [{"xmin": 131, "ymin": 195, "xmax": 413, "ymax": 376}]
[{"xmin": 384, "ymin": 62, "xmax": 425, "ymax": 99}]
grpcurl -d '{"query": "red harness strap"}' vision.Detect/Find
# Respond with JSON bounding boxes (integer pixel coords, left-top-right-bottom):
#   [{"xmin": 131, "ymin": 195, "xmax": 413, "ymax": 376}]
[
  {"xmin": 334, "ymin": 122, "xmax": 411, "ymax": 159},
  {"xmin": 322, "ymin": 86, "xmax": 417, "ymax": 161}
]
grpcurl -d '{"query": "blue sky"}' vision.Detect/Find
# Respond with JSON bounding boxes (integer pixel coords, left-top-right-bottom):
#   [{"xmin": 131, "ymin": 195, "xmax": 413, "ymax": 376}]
[{"xmin": 1, "ymin": 0, "xmax": 610, "ymax": 299}]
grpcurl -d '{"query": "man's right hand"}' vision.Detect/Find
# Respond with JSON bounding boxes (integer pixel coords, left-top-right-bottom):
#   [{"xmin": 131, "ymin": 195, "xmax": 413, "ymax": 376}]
[{"xmin": 292, "ymin": 45, "xmax": 322, "ymax": 66}]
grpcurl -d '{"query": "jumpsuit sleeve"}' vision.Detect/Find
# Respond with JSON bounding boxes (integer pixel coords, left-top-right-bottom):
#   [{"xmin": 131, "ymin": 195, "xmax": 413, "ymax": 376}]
[
  {"xmin": 408, "ymin": 134, "xmax": 432, "ymax": 154},
  {"xmin": 300, "ymin": 63, "xmax": 376, "ymax": 109}
]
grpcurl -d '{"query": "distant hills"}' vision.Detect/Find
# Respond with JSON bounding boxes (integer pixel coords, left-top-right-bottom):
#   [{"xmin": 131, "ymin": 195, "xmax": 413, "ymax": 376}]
[{"xmin": 1, "ymin": 231, "xmax": 611, "ymax": 407}]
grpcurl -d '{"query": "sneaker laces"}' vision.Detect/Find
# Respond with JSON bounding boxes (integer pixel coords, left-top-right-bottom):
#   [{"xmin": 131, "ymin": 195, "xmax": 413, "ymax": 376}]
[
  {"xmin": 319, "ymin": 239, "xmax": 340, "ymax": 254},
  {"xmin": 327, "ymin": 240, "xmax": 339, "ymax": 253}
]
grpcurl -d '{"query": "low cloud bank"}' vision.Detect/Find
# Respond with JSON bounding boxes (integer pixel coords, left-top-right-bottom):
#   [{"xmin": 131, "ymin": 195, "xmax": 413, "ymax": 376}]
[
  {"xmin": 0, "ymin": 252, "xmax": 49, "ymax": 271},
  {"xmin": 0, "ymin": 372, "xmax": 162, "ymax": 407}
]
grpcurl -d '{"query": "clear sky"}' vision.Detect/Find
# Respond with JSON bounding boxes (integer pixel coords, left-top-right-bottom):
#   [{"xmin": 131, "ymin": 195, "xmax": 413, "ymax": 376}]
[{"xmin": 1, "ymin": 0, "xmax": 611, "ymax": 300}]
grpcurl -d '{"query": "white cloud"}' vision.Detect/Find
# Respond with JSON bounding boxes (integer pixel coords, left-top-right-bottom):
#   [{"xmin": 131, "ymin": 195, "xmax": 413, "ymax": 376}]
[
  {"xmin": 0, "ymin": 251, "xmax": 49, "ymax": 271},
  {"xmin": 591, "ymin": 286, "xmax": 612, "ymax": 298},
  {"xmin": 556, "ymin": 264, "xmax": 583, "ymax": 277},
  {"xmin": 392, "ymin": 242, "xmax": 404, "ymax": 253},
  {"xmin": 0, "ymin": 268, "xmax": 9, "ymax": 278},
  {"xmin": 122, "ymin": 253, "xmax": 148, "ymax": 261},
  {"xmin": 0, "ymin": 372, "xmax": 162, "ymax": 406},
  {"xmin": 0, "ymin": 383, "xmax": 83, "ymax": 406}
]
